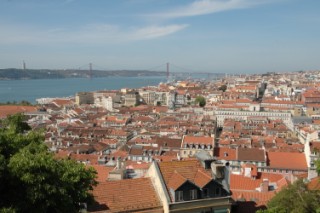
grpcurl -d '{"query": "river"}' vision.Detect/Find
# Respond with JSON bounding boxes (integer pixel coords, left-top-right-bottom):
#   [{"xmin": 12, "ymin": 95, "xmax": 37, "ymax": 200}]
[{"xmin": 0, "ymin": 76, "xmax": 167, "ymax": 104}]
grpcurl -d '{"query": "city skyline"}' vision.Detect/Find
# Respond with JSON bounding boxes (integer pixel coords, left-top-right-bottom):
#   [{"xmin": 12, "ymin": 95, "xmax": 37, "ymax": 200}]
[{"xmin": 1, "ymin": 0, "xmax": 320, "ymax": 73}]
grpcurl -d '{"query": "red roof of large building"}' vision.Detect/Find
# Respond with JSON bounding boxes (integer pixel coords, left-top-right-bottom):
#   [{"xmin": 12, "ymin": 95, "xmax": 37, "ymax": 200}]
[
  {"xmin": 89, "ymin": 178, "xmax": 162, "ymax": 212},
  {"xmin": 157, "ymin": 160, "xmax": 213, "ymax": 201},
  {"xmin": 182, "ymin": 135, "xmax": 214, "ymax": 146},
  {"xmin": 0, "ymin": 105, "xmax": 37, "ymax": 118},
  {"xmin": 267, "ymin": 151, "xmax": 307, "ymax": 170}
]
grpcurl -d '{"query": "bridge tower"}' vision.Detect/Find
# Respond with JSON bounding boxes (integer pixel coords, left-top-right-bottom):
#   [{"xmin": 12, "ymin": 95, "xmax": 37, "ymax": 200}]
[
  {"xmin": 166, "ymin": 62, "xmax": 169, "ymax": 80},
  {"xmin": 89, "ymin": 63, "xmax": 92, "ymax": 79},
  {"xmin": 23, "ymin": 60, "xmax": 26, "ymax": 70}
]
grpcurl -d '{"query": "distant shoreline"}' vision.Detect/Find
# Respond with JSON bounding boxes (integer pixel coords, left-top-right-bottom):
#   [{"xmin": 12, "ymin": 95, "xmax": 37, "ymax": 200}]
[{"xmin": 0, "ymin": 68, "xmax": 166, "ymax": 80}]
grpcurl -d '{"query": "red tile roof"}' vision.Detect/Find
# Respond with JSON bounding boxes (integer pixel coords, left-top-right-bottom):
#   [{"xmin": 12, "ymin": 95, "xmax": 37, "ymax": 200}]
[
  {"xmin": 157, "ymin": 160, "xmax": 213, "ymax": 201},
  {"xmin": 267, "ymin": 151, "xmax": 307, "ymax": 170},
  {"xmin": 237, "ymin": 148, "xmax": 266, "ymax": 162},
  {"xmin": 307, "ymin": 177, "xmax": 320, "ymax": 190},
  {"xmin": 214, "ymin": 147, "xmax": 237, "ymax": 161},
  {"xmin": 90, "ymin": 178, "xmax": 162, "ymax": 212},
  {"xmin": 167, "ymin": 171, "xmax": 188, "ymax": 190},
  {"xmin": 52, "ymin": 98, "xmax": 74, "ymax": 107},
  {"xmin": 230, "ymin": 172, "xmax": 286, "ymax": 191},
  {"xmin": 193, "ymin": 169, "xmax": 212, "ymax": 188},
  {"xmin": 230, "ymin": 172, "xmax": 289, "ymax": 212},
  {"xmin": 89, "ymin": 165, "xmax": 114, "ymax": 182},
  {"xmin": 232, "ymin": 191, "xmax": 275, "ymax": 209},
  {"xmin": 182, "ymin": 135, "xmax": 214, "ymax": 146},
  {"xmin": 0, "ymin": 105, "xmax": 37, "ymax": 118}
]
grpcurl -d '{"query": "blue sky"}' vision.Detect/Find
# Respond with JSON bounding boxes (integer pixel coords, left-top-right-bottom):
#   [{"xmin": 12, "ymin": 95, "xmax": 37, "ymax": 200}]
[{"xmin": 0, "ymin": 0, "xmax": 319, "ymax": 73}]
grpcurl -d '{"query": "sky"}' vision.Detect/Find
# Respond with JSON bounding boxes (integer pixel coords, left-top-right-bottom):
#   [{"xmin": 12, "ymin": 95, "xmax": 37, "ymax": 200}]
[{"xmin": 0, "ymin": 0, "xmax": 320, "ymax": 73}]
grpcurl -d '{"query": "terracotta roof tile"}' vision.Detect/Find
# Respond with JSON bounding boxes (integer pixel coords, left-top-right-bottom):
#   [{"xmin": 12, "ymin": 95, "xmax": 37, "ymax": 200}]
[
  {"xmin": 167, "ymin": 171, "xmax": 188, "ymax": 190},
  {"xmin": 157, "ymin": 160, "xmax": 213, "ymax": 202},
  {"xmin": 193, "ymin": 169, "xmax": 212, "ymax": 188},
  {"xmin": 307, "ymin": 177, "xmax": 320, "ymax": 190},
  {"xmin": 182, "ymin": 135, "xmax": 214, "ymax": 146},
  {"xmin": 214, "ymin": 147, "xmax": 237, "ymax": 161},
  {"xmin": 231, "ymin": 190, "xmax": 275, "ymax": 209},
  {"xmin": 237, "ymin": 148, "xmax": 265, "ymax": 162},
  {"xmin": 230, "ymin": 172, "xmax": 286, "ymax": 191},
  {"xmin": 0, "ymin": 105, "xmax": 37, "ymax": 118},
  {"xmin": 90, "ymin": 178, "xmax": 162, "ymax": 212},
  {"xmin": 89, "ymin": 165, "xmax": 114, "ymax": 182},
  {"xmin": 267, "ymin": 151, "xmax": 307, "ymax": 170}
]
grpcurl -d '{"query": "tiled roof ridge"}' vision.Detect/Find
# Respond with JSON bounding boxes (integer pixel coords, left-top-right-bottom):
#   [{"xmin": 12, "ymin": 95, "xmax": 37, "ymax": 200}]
[
  {"xmin": 193, "ymin": 168, "xmax": 213, "ymax": 188},
  {"xmin": 196, "ymin": 168, "xmax": 212, "ymax": 179},
  {"xmin": 167, "ymin": 170, "xmax": 188, "ymax": 191}
]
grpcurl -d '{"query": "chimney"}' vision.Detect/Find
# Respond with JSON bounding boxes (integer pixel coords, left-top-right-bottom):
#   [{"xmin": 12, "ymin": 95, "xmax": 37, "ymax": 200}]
[
  {"xmin": 116, "ymin": 157, "xmax": 121, "ymax": 169},
  {"xmin": 260, "ymin": 179, "xmax": 269, "ymax": 192},
  {"xmin": 177, "ymin": 153, "xmax": 181, "ymax": 161}
]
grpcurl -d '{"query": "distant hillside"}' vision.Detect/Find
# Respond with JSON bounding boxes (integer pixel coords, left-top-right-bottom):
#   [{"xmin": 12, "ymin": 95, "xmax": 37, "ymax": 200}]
[{"xmin": 0, "ymin": 69, "xmax": 166, "ymax": 80}]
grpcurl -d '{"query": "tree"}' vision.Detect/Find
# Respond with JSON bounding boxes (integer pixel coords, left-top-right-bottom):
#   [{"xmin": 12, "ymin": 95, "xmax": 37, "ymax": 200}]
[
  {"xmin": 0, "ymin": 114, "xmax": 97, "ymax": 212},
  {"xmin": 257, "ymin": 179, "xmax": 320, "ymax": 213},
  {"xmin": 218, "ymin": 84, "xmax": 227, "ymax": 92},
  {"xmin": 316, "ymin": 158, "xmax": 320, "ymax": 175},
  {"xmin": 0, "ymin": 100, "xmax": 32, "ymax": 106},
  {"xmin": 195, "ymin": 96, "xmax": 206, "ymax": 107}
]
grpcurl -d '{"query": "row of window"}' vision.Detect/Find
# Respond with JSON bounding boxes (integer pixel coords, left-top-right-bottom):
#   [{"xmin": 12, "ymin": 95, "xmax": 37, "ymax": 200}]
[
  {"xmin": 175, "ymin": 188, "xmax": 221, "ymax": 202},
  {"xmin": 217, "ymin": 112, "xmax": 290, "ymax": 117}
]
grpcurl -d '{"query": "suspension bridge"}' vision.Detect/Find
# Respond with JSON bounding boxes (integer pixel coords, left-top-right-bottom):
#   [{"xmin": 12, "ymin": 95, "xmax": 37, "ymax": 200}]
[{"xmin": 75, "ymin": 62, "xmax": 226, "ymax": 81}]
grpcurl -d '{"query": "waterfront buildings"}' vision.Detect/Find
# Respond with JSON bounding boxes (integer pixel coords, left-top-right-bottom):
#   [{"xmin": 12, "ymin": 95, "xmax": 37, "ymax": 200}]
[{"xmin": 3, "ymin": 70, "xmax": 320, "ymax": 212}]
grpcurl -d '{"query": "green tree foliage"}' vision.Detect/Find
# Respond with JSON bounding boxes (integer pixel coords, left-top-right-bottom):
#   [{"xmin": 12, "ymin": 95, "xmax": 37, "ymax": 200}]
[
  {"xmin": 257, "ymin": 179, "xmax": 320, "ymax": 213},
  {"xmin": 316, "ymin": 158, "xmax": 320, "ymax": 175},
  {"xmin": 0, "ymin": 114, "xmax": 97, "ymax": 212},
  {"xmin": 0, "ymin": 100, "xmax": 32, "ymax": 106},
  {"xmin": 218, "ymin": 84, "xmax": 227, "ymax": 92},
  {"xmin": 195, "ymin": 96, "xmax": 206, "ymax": 107}
]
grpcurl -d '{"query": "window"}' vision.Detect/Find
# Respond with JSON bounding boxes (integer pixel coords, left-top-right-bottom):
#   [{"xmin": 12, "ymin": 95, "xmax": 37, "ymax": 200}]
[
  {"xmin": 203, "ymin": 188, "xmax": 209, "ymax": 198},
  {"xmin": 215, "ymin": 187, "xmax": 221, "ymax": 196},
  {"xmin": 190, "ymin": 189, "xmax": 197, "ymax": 200},
  {"xmin": 176, "ymin": 191, "xmax": 183, "ymax": 202}
]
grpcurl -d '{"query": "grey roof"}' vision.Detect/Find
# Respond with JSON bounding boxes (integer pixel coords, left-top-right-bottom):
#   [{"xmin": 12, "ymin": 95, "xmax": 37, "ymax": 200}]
[{"xmin": 292, "ymin": 116, "xmax": 313, "ymax": 125}]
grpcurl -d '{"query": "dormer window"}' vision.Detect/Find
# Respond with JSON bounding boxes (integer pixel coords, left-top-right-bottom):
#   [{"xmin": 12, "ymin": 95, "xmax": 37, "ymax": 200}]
[
  {"xmin": 190, "ymin": 189, "xmax": 197, "ymax": 200},
  {"xmin": 203, "ymin": 188, "xmax": 209, "ymax": 198},
  {"xmin": 215, "ymin": 187, "xmax": 221, "ymax": 196},
  {"xmin": 176, "ymin": 191, "xmax": 183, "ymax": 202}
]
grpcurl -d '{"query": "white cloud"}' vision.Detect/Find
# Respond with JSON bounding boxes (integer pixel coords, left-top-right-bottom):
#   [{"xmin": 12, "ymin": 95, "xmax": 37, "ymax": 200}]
[
  {"xmin": 150, "ymin": 0, "xmax": 269, "ymax": 19},
  {"xmin": 131, "ymin": 24, "xmax": 189, "ymax": 40},
  {"xmin": 0, "ymin": 23, "xmax": 188, "ymax": 45}
]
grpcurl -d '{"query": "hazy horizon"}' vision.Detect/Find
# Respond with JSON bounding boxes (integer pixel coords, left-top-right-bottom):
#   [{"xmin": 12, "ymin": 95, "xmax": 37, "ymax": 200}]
[{"xmin": 1, "ymin": 0, "xmax": 320, "ymax": 73}]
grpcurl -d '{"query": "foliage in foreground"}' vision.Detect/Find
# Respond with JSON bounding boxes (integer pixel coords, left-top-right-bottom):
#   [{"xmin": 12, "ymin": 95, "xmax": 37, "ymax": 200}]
[
  {"xmin": 257, "ymin": 179, "xmax": 320, "ymax": 213},
  {"xmin": 0, "ymin": 114, "xmax": 97, "ymax": 213}
]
